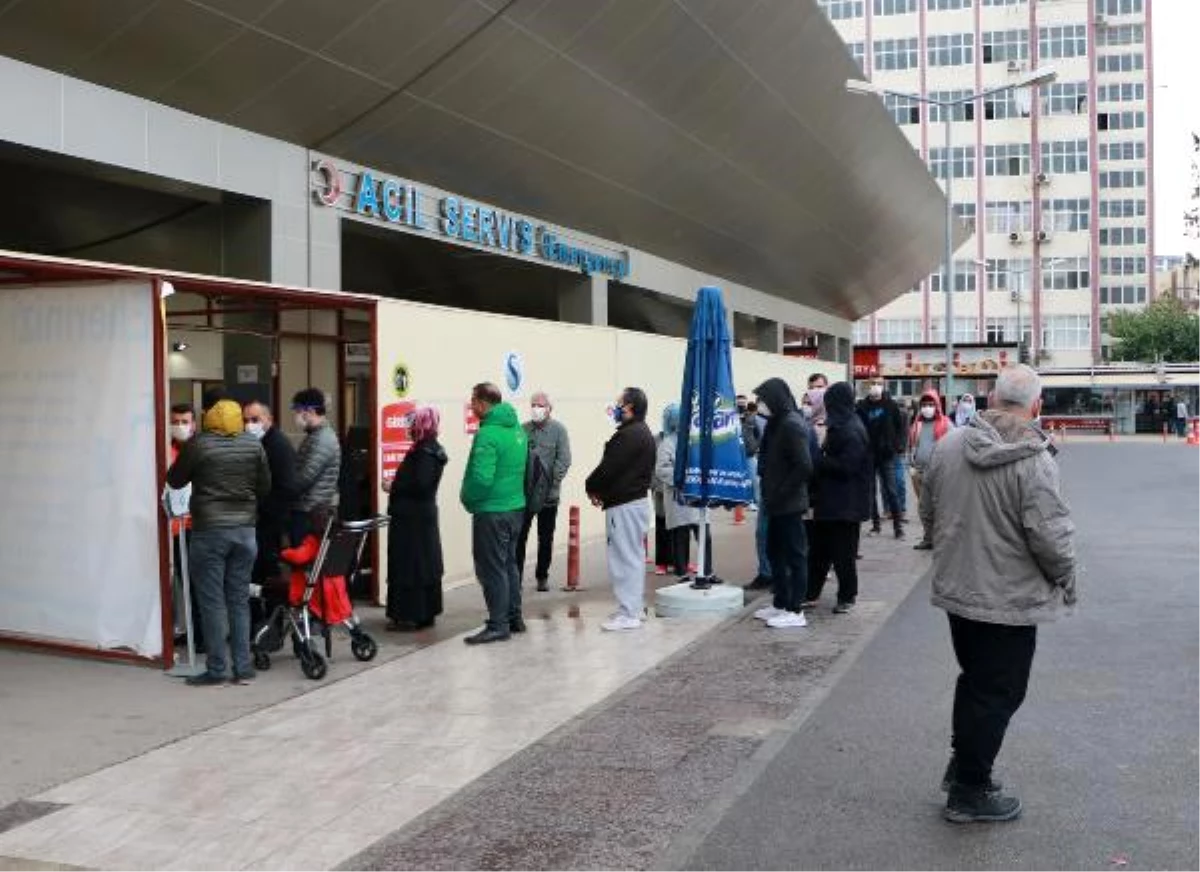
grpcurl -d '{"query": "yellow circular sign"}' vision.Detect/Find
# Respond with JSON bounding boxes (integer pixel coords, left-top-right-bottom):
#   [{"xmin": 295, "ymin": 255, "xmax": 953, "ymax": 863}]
[{"xmin": 392, "ymin": 362, "xmax": 411, "ymax": 398}]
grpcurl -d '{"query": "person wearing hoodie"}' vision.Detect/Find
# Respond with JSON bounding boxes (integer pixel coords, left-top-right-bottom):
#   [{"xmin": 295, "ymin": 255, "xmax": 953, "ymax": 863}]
[
  {"xmin": 919, "ymin": 364, "xmax": 1076, "ymax": 825},
  {"xmin": 167, "ymin": 399, "xmax": 271, "ymax": 686},
  {"xmin": 804, "ymin": 382, "xmax": 872, "ymax": 613},
  {"xmin": 460, "ymin": 383, "xmax": 528, "ymax": 645},
  {"xmin": 586, "ymin": 387, "xmax": 657, "ymax": 631},
  {"xmin": 856, "ymin": 377, "xmax": 906, "ymax": 539},
  {"xmin": 909, "ymin": 390, "xmax": 952, "ymax": 551},
  {"xmin": 750, "ymin": 378, "xmax": 814, "ymax": 629}
]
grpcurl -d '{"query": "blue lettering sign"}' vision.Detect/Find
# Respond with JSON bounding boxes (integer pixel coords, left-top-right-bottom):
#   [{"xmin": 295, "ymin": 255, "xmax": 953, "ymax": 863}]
[
  {"xmin": 462, "ymin": 203, "xmax": 479, "ymax": 243},
  {"xmin": 479, "ymin": 209, "xmax": 497, "ymax": 247},
  {"xmin": 440, "ymin": 196, "xmax": 460, "ymax": 237},
  {"xmin": 497, "ymin": 214, "xmax": 513, "ymax": 250},
  {"xmin": 355, "ymin": 172, "xmax": 380, "ymax": 217},
  {"xmin": 517, "ymin": 220, "xmax": 534, "ymax": 255},
  {"xmin": 381, "ymin": 179, "xmax": 403, "ymax": 223}
]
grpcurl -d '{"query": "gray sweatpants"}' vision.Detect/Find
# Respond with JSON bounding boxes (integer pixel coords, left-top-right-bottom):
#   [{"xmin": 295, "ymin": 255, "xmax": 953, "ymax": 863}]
[{"xmin": 606, "ymin": 498, "xmax": 649, "ymax": 620}]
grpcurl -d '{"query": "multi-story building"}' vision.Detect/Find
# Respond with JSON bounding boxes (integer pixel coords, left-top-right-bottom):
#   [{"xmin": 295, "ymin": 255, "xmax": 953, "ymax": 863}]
[{"xmin": 822, "ymin": 0, "xmax": 1154, "ymax": 370}]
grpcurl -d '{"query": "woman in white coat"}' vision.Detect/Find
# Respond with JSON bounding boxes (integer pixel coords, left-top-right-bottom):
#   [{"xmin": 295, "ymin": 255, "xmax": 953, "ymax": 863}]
[{"xmin": 655, "ymin": 403, "xmax": 711, "ymax": 578}]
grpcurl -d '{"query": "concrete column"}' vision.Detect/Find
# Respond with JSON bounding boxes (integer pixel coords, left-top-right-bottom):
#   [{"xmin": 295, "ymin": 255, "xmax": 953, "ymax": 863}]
[
  {"xmin": 558, "ymin": 272, "xmax": 608, "ymax": 326},
  {"xmin": 817, "ymin": 332, "xmax": 839, "ymax": 361},
  {"xmin": 755, "ymin": 319, "xmax": 783, "ymax": 353}
]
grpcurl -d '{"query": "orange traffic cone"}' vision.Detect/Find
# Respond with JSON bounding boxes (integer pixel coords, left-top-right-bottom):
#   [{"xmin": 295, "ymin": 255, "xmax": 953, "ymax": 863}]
[
  {"xmin": 1188, "ymin": 419, "xmax": 1199, "ymax": 447},
  {"xmin": 733, "ymin": 505, "xmax": 746, "ymax": 525}
]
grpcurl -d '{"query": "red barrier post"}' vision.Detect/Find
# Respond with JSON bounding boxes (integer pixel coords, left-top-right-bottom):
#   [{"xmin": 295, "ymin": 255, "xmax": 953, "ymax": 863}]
[
  {"xmin": 733, "ymin": 505, "xmax": 746, "ymax": 525},
  {"xmin": 563, "ymin": 505, "xmax": 583, "ymax": 592},
  {"xmin": 1108, "ymin": 420, "xmax": 1115, "ymax": 442}
]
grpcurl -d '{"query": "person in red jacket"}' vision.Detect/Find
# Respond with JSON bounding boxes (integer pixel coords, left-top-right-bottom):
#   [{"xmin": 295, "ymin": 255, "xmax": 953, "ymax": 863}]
[{"xmin": 909, "ymin": 389, "xmax": 951, "ymax": 551}]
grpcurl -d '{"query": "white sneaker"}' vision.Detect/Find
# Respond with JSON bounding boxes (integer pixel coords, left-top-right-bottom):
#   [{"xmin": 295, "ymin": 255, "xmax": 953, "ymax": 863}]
[
  {"xmin": 754, "ymin": 605, "xmax": 784, "ymax": 621},
  {"xmin": 766, "ymin": 611, "xmax": 808, "ymax": 629},
  {"xmin": 601, "ymin": 615, "xmax": 643, "ymax": 632}
]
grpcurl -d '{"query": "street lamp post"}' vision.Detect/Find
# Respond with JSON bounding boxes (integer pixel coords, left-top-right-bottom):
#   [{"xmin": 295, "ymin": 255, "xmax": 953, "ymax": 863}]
[{"xmin": 846, "ymin": 67, "xmax": 1058, "ymax": 402}]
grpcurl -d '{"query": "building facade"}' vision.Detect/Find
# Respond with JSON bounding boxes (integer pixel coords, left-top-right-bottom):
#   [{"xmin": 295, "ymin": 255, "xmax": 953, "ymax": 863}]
[{"xmin": 822, "ymin": 0, "xmax": 1154, "ymax": 369}]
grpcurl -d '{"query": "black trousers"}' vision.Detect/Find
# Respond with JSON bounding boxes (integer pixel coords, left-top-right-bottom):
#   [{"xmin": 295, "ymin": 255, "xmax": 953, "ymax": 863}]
[
  {"xmin": 670, "ymin": 524, "xmax": 712, "ymax": 577},
  {"xmin": 516, "ymin": 503, "xmax": 559, "ymax": 582},
  {"xmin": 948, "ymin": 614, "xmax": 1038, "ymax": 787},
  {"xmin": 473, "ymin": 511, "xmax": 524, "ymax": 632},
  {"xmin": 767, "ymin": 512, "xmax": 808, "ymax": 612},
  {"xmin": 653, "ymin": 515, "xmax": 672, "ymax": 567},
  {"xmin": 807, "ymin": 520, "xmax": 860, "ymax": 604}
]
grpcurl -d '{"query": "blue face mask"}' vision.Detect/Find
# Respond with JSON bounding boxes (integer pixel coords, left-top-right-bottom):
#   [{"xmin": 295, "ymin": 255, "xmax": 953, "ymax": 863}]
[{"xmin": 612, "ymin": 405, "xmax": 626, "ymax": 425}]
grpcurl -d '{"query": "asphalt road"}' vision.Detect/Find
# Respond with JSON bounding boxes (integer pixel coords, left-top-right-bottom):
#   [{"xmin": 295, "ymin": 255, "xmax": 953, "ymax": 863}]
[{"xmin": 681, "ymin": 443, "xmax": 1199, "ymax": 871}]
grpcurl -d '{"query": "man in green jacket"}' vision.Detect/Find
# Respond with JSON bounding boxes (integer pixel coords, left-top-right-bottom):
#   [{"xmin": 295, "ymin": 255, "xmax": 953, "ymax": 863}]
[{"xmin": 460, "ymin": 382, "xmax": 527, "ymax": 645}]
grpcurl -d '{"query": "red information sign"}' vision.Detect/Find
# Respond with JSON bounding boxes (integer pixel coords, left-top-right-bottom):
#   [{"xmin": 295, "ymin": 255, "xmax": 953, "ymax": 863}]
[
  {"xmin": 380, "ymin": 401, "xmax": 415, "ymax": 484},
  {"xmin": 464, "ymin": 403, "xmax": 480, "ymax": 436}
]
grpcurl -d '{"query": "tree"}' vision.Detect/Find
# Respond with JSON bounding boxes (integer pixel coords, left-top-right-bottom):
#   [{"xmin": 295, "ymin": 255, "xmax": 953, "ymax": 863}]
[{"xmin": 1107, "ymin": 294, "xmax": 1200, "ymax": 363}]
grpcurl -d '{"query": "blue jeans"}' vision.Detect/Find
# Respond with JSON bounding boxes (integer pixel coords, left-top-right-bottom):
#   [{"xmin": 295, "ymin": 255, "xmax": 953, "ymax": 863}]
[
  {"xmin": 893, "ymin": 457, "xmax": 908, "ymax": 514},
  {"xmin": 190, "ymin": 527, "xmax": 257, "ymax": 677},
  {"xmin": 755, "ymin": 507, "xmax": 772, "ymax": 578}
]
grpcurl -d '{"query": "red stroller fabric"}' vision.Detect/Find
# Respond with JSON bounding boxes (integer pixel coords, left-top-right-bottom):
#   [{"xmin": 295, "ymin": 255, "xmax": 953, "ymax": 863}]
[{"xmin": 280, "ymin": 535, "xmax": 354, "ymax": 625}]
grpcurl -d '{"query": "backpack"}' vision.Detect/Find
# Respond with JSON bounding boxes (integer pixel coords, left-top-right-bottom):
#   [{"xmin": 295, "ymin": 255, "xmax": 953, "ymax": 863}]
[{"xmin": 524, "ymin": 443, "xmax": 551, "ymax": 513}]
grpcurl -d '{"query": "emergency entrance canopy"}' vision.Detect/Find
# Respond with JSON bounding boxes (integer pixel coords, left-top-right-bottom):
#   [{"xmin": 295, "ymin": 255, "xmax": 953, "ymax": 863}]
[{"xmin": 0, "ymin": 281, "xmax": 161, "ymax": 655}]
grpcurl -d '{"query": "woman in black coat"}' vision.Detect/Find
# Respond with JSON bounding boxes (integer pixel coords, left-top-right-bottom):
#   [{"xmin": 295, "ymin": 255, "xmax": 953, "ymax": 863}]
[
  {"xmin": 805, "ymin": 382, "xmax": 873, "ymax": 613},
  {"xmin": 384, "ymin": 407, "xmax": 447, "ymax": 630}
]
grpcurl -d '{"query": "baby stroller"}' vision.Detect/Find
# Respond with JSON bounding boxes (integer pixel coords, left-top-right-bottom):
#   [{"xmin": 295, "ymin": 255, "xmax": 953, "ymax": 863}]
[{"xmin": 251, "ymin": 514, "xmax": 387, "ymax": 680}]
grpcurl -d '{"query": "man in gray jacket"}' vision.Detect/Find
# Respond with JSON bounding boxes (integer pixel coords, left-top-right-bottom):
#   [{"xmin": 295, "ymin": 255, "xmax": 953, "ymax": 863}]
[
  {"xmin": 920, "ymin": 364, "xmax": 1076, "ymax": 824},
  {"xmin": 518, "ymin": 391, "xmax": 572, "ymax": 591},
  {"xmin": 290, "ymin": 387, "xmax": 341, "ymax": 542}
]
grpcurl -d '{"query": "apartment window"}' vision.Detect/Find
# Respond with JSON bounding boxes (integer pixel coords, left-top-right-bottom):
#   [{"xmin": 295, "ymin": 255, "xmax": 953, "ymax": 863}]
[
  {"xmin": 1097, "ymin": 83, "xmax": 1145, "ymax": 103},
  {"xmin": 1100, "ymin": 286, "xmax": 1147, "ymax": 305},
  {"xmin": 928, "ymin": 91, "xmax": 975, "ymax": 122},
  {"xmin": 986, "ymin": 317, "xmax": 1030, "ymax": 345},
  {"xmin": 1041, "ymin": 198, "xmax": 1090, "ymax": 232},
  {"xmin": 985, "ymin": 200, "xmax": 1034, "ymax": 234},
  {"xmin": 848, "ymin": 42, "xmax": 866, "ymax": 69},
  {"xmin": 874, "ymin": 38, "xmax": 920, "ymax": 70},
  {"xmin": 818, "ymin": 0, "xmax": 865, "ymax": 20},
  {"xmin": 982, "ymin": 0, "xmax": 1024, "ymax": 6},
  {"xmin": 929, "ymin": 146, "xmax": 976, "ymax": 179},
  {"xmin": 930, "ymin": 260, "xmax": 980, "ymax": 293},
  {"xmin": 1097, "ymin": 24, "xmax": 1145, "ymax": 47},
  {"xmin": 875, "ymin": 318, "xmax": 925, "ymax": 345},
  {"xmin": 1099, "ymin": 198, "xmax": 1146, "ymax": 218},
  {"xmin": 884, "ymin": 93, "xmax": 921, "ymax": 125},
  {"xmin": 1041, "ymin": 140, "xmax": 1089, "ymax": 175},
  {"xmin": 928, "ymin": 33, "xmax": 974, "ymax": 67},
  {"xmin": 981, "ymin": 29, "xmax": 1029, "ymax": 64},
  {"xmin": 1097, "ymin": 53, "xmax": 1145, "ymax": 73},
  {"xmin": 985, "ymin": 144, "xmax": 1031, "ymax": 177},
  {"xmin": 953, "ymin": 202, "xmax": 977, "ymax": 235},
  {"xmin": 1099, "ymin": 141, "xmax": 1146, "ymax": 161},
  {"xmin": 874, "ymin": 0, "xmax": 918, "ymax": 15},
  {"xmin": 984, "ymin": 258, "xmax": 1032, "ymax": 291},
  {"xmin": 1101, "ymin": 256, "xmax": 1147, "ymax": 276},
  {"xmin": 853, "ymin": 320, "xmax": 872, "ymax": 344},
  {"xmin": 1042, "ymin": 257, "xmax": 1090, "ymax": 291},
  {"xmin": 1097, "ymin": 111, "xmax": 1146, "ymax": 131},
  {"xmin": 983, "ymin": 91, "xmax": 1025, "ymax": 120},
  {"xmin": 930, "ymin": 318, "xmax": 980, "ymax": 343},
  {"xmin": 1039, "ymin": 25, "xmax": 1087, "ymax": 60},
  {"xmin": 1042, "ymin": 315, "xmax": 1091, "ymax": 351},
  {"xmin": 927, "ymin": 0, "xmax": 972, "ymax": 9},
  {"xmin": 1098, "ymin": 0, "xmax": 1143, "ymax": 14},
  {"xmin": 1099, "ymin": 226, "xmax": 1148, "ymax": 246},
  {"xmin": 1099, "ymin": 170, "xmax": 1147, "ymax": 189},
  {"xmin": 1042, "ymin": 82, "xmax": 1088, "ymax": 116}
]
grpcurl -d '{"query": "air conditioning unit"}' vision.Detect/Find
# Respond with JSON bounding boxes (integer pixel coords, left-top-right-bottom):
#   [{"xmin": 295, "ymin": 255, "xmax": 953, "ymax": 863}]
[
  {"xmin": 1007, "ymin": 60, "xmax": 1022, "ymax": 73},
  {"xmin": 1009, "ymin": 231, "xmax": 1026, "ymax": 245},
  {"xmin": 1035, "ymin": 172, "xmax": 1052, "ymax": 186},
  {"xmin": 1094, "ymin": 14, "xmax": 1108, "ymax": 28},
  {"xmin": 1037, "ymin": 230, "xmax": 1053, "ymax": 243}
]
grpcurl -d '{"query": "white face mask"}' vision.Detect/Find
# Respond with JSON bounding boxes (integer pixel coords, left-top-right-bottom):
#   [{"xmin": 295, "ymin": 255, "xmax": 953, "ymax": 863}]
[
  {"xmin": 531, "ymin": 406, "xmax": 548, "ymax": 423},
  {"xmin": 170, "ymin": 423, "xmax": 192, "ymax": 443},
  {"xmin": 245, "ymin": 421, "xmax": 266, "ymax": 439},
  {"xmin": 920, "ymin": 406, "xmax": 936, "ymax": 420},
  {"xmin": 294, "ymin": 413, "xmax": 309, "ymax": 431},
  {"xmin": 800, "ymin": 406, "xmax": 813, "ymax": 419},
  {"xmin": 868, "ymin": 385, "xmax": 883, "ymax": 400},
  {"xmin": 756, "ymin": 401, "xmax": 771, "ymax": 418}
]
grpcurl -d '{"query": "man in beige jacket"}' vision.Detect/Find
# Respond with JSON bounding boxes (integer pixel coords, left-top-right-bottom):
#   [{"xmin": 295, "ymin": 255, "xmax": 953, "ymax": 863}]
[{"xmin": 920, "ymin": 364, "xmax": 1076, "ymax": 824}]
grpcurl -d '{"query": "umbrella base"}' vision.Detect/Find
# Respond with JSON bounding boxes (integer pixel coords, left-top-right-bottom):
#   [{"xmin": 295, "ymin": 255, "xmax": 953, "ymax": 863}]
[{"xmin": 655, "ymin": 580, "xmax": 743, "ymax": 619}]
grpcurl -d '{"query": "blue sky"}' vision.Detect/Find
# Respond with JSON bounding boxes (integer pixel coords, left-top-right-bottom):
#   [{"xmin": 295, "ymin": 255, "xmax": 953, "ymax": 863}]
[{"xmin": 1152, "ymin": 0, "xmax": 1198, "ymax": 256}]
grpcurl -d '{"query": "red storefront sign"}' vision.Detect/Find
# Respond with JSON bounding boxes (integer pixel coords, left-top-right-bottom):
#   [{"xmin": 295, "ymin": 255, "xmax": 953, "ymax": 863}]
[
  {"xmin": 853, "ymin": 347, "xmax": 880, "ymax": 379},
  {"xmin": 379, "ymin": 401, "xmax": 416, "ymax": 484}
]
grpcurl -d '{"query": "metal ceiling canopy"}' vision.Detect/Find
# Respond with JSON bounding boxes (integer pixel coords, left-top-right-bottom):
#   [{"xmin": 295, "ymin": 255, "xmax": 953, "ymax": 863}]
[{"xmin": 0, "ymin": 0, "xmax": 962, "ymax": 320}]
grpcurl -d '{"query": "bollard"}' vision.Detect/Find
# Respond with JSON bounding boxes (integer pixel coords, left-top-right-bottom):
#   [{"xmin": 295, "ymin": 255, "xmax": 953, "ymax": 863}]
[
  {"xmin": 1163, "ymin": 422, "xmax": 1169, "ymax": 443},
  {"xmin": 563, "ymin": 505, "xmax": 583, "ymax": 592},
  {"xmin": 733, "ymin": 505, "xmax": 746, "ymax": 525},
  {"xmin": 1108, "ymin": 421, "xmax": 1115, "ymax": 443},
  {"xmin": 1189, "ymin": 418, "xmax": 1200, "ymax": 447}
]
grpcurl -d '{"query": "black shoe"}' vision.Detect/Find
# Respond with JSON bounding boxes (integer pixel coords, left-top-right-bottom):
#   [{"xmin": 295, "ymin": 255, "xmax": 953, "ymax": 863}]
[
  {"xmin": 185, "ymin": 672, "xmax": 227, "ymax": 687},
  {"xmin": 894, "ymin": 526, "xmax": 905, "ymax": 540},
  {"xmin": 940, "ymin": 758, "xmax": 1003, "ymax": 793},
  {"xmin": 510, "ymin": 617, "xmax": 527, "ymax": 633},
  {"xmin": 867, "ymin": 525, "xmax": 882, "ymax": 536},
  {"xmin": 944, "ymin": 785, "xmax": 1022, "ymax": 823},
  {"xmin": 746, "ymin": 575, "xmax": 772, "ymax": 590},
  {"xmin": 914, "ymin": 540, "xmax": 933, "ymax": 551},
  {"xmin": 464, "ymin": 628, "xmax": 511, "ymax": 645},
  {"xmin": 832, "ymin": 601, "xmax": 854, "ymax": 614},
  {"xmin": 536, "ymin": 580, "xmax": 549, "ymax": 592}
]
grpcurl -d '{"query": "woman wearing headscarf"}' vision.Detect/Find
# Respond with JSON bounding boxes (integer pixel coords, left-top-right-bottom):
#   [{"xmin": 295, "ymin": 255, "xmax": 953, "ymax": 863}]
[
  {"xmin": 954, "ymin": 393, "xmax": 977, "ymax": 428},
  {"xmin": 804, "ymin": 382, "xmax": 872, "ymax": 614},
  {"xmin": 654, "ymin": 403, "xmax": 710, "ymax": 578},
  {"xmin": 383, "ymin": 406, "xmax": 448, "ymax": 631}
]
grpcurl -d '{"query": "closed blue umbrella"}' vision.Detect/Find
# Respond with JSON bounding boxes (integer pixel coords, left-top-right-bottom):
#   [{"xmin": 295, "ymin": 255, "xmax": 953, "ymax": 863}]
[{"xmin": 674, "ymin": 286, "xmax": 752, "ymax": 585}]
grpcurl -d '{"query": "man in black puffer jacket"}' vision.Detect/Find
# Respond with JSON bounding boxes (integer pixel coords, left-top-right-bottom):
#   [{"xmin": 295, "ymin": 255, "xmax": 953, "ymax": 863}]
[{"xmin": 751, "ymin": 378, "xmax": 814, "ymax": 629}]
